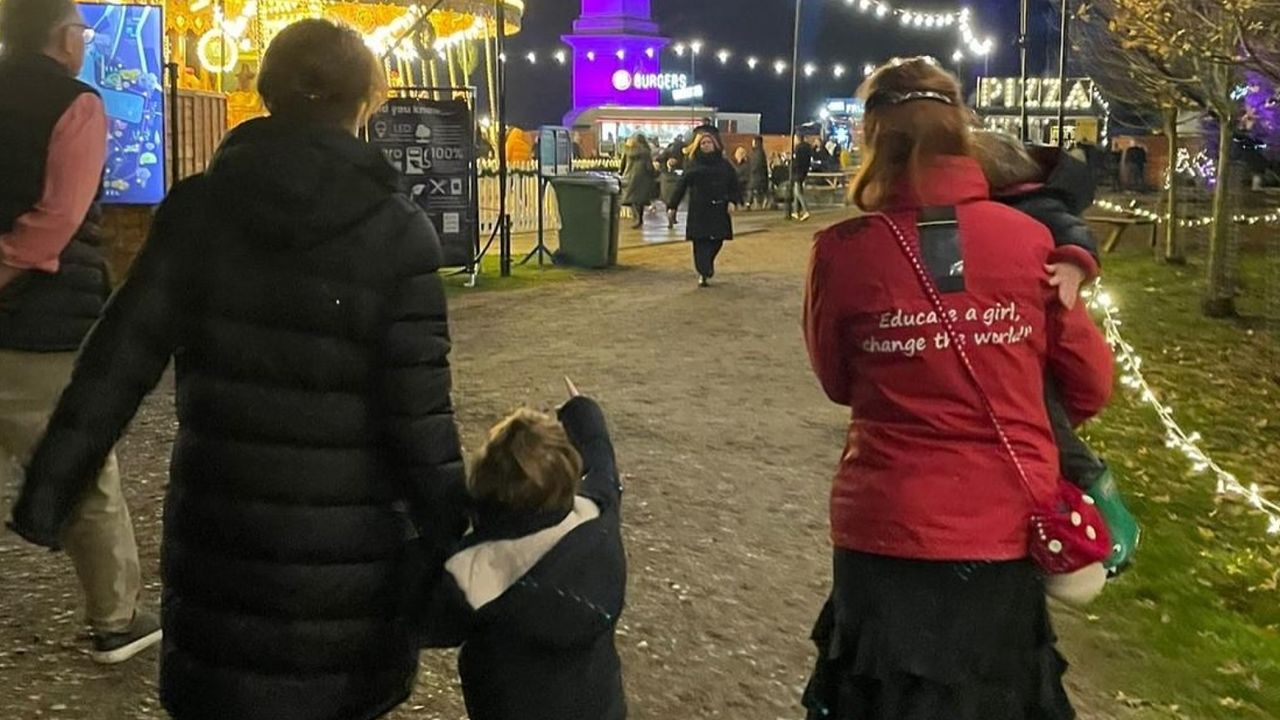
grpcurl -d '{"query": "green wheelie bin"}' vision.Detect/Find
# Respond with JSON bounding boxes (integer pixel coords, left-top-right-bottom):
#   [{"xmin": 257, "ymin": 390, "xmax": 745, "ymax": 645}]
[{"xmin": 551, "ymin": 173, "xmax": 621, "ymax": 268}]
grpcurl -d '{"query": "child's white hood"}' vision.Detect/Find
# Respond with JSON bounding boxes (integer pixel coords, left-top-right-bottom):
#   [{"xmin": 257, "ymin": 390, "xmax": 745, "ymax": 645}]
[{"xmin": 445, "ymin": 496, "xmax": 602, "ymax": 610}]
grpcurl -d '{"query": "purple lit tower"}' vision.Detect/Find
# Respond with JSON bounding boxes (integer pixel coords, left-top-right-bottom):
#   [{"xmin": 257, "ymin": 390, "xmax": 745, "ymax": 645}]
[{"xmin": 563, "ymin": 0, "xmax": 671, "ymax": 118}]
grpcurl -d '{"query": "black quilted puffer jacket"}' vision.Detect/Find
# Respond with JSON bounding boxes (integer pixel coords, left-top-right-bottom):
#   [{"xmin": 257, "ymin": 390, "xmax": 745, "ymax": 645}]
[{"xmin": 11, "ymin": 116, "xmax": 468, "ymax": 720}]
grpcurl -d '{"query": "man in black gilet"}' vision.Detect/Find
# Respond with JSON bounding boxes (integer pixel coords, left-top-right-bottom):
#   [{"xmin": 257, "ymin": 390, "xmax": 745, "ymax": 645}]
[{"xmin": 0, "ymin": 0, "xmax": 160, "ymax": 664}]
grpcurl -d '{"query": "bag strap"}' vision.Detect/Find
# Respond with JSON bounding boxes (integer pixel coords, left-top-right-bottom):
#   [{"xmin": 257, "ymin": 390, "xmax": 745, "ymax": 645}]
[{"xmin": 873, "ymin": 211, "xmax": 1039, "ymax": 505}]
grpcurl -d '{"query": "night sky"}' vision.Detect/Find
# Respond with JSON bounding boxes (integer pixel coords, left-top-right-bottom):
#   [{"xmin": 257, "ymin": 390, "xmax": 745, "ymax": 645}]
[{"xmin": 502, "ymin": 0, "xmax": 1058, "ymax": 133}]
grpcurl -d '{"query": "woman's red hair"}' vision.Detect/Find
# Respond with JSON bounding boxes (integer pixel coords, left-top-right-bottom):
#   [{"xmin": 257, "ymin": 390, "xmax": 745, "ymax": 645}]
[{"xmin": 850, "ymin": 57, "xmax": 972, "ymax": 211}]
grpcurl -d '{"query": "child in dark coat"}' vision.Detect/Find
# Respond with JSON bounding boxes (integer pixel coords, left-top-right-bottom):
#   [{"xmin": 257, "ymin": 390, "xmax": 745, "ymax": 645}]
[
  {"xmin": 424, "ymin": 385, "xmax": 626, "ymax": 720},
  {"xmin": 972, "ymin": 130, "xmax": 1139, "ymax": 575}
]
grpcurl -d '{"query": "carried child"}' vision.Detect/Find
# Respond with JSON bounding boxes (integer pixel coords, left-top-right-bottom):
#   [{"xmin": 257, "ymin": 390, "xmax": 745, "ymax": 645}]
[
  {"xmin": 424, "ymin": 379, "xmax": 627, "ymax": 720},
  {"xmin": 971, "ymin": 130, "xmax": 1140, "ymax": 576}
]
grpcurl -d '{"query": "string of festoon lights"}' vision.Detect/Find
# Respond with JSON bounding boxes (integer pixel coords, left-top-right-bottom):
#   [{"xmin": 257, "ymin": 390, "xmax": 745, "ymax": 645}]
[
  {"xmin": 1084, "ymin": 286, "xmax": 1280, "ymax": 536},
  {"xmin": 1094, "ymin": 199, "xmax": 1280, "ymax": 227},
  {"xmin": 515, "ymin": 41, "xmax": 887, "ymax": 82},
  {"xmin": 510, "ymin": 0, "xmax": 994, "ymax": 75}
]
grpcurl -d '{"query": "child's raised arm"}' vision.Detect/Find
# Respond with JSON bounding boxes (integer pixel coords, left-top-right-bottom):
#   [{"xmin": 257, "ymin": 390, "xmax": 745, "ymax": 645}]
[{"xmin": 557, "ymin": 396, "xmax": 621, "ymax": 511}]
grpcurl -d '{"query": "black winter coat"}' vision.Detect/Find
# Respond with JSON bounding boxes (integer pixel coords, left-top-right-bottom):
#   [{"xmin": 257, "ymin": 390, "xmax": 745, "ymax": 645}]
[
  {"xmin": 10, "ymin": 117, "xmax": 467, "ymax": 720},
  {"xmin": 619, "ymin": 142, "xmax": 658, "ymax": 207},
  {"xmin": 669, "ymin": 151, "xmax": 743, "ymax": 241},
  {"xmin": 425, "ymin": 397, "xmax": 627, "ymax": 720},
  {"xmin": 998, "ymin": 148, "xmax": 1101, "ymax": 272},
  {"xmin": 793, "ymin": 142, "xmax": 815, "ymax": 182},
  {"xmin": 747, "ymin": 146, "xmax": 770, "ymax": 191}
]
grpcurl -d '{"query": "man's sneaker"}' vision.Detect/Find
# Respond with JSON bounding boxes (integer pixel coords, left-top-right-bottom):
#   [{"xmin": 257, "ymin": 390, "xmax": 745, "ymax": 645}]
[
  {"xmin": 91, "ymin": 610, "xmax": 162, "ymax": 664},
  {"xmin": 799, "ymin": 211, "xmax": 812, "ymax": 222}
]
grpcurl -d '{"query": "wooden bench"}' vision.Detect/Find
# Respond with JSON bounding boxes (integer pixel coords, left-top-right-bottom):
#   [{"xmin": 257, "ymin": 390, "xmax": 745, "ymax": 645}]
[
  {"xmin": 806, "ymin": 172, "xmax": 854, "ymax": 207},
  {"xmin": 1085, "ymin": 213, "xmax": 1159, "ymax": 253}
]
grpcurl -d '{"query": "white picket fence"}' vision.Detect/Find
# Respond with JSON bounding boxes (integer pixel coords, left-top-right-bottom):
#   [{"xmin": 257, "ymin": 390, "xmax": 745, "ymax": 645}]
[{"xmin": 475, "ymin": 160, "xmax": 622, "ymax": 235}]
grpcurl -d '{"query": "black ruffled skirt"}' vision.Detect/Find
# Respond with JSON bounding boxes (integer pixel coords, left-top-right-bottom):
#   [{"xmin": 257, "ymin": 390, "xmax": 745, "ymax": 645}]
[{"xmin": 803, "ymin": 550, "xmax": 1075, "ymax": 720}]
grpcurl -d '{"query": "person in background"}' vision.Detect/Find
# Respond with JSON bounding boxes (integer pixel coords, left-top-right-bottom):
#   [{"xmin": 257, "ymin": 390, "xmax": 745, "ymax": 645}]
[
  {"xmin": 505, "ymin": 127, "xmax": 532, "ymax": 163},
  {"xmin": 813, "ymin": 140, "xmax": 834, "ymax": 173},
  {"xmin": 970, "ymin": 130, "xmax": 1140, "ymax": 575},
  {"xmin": 10, "ymin": 19, "xmax": 467, "ymax": 720},
  {"xmin": 659, "ymin": 134, "xmax": 686, "ymax": 171},
  {"xmin": 733, "ymin": 146, "xmax": 752, "ymax": 209},
  {"xmin": 659, "ymin": 157, "xmax": 682, "ymax": 229},
  {"xmin": 747, "ymin": 136, "xmax": 770, "ymax": 210},
  {"xmin": 0, "ymin": 0, "xmax": 161, "ymax": 665},
  {"xmin": 802, "ymin": 57, "xmax": 1113, "ymax": 720},
  {"xmin": 668, "ymin": 130, "xmax": 742, "ymax": 287},
  {"xmin": 684, "ymin": 121, "xmax": 722, "ymax": 159},
  {"xmin": 619, "ymin": 133, "xmax": 658, "ymax": 229},
  {"xmin": 425, "ymin": 382, "xmax": 626, "ymax": 720},
  {"xmin": 791, "ymin": 134, "xmax": 814, "ymax": 221},
  {"xmin": 1123, "ymin": 143, "xmax": 1148, "ymax": 192}
]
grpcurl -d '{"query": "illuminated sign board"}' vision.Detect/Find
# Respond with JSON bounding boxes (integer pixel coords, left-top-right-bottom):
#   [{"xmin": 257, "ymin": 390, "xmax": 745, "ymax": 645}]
[
  {"xmin": 671, "ymin": 84, "xmax": 704, "ymax": 102},
  {"xmin": 611, "ymin": 70, "xmax": 688, "ymax": 92},
  {"xmin": 977, "ymin": 77, "xmax": 1097, "ymax": 113},
  {"xmin": 78, "ymin": 2, "xmax": 166, "ymax": 204}
]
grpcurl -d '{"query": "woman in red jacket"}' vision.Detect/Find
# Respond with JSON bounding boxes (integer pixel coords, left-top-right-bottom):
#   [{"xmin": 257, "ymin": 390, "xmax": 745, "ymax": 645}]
[{"xmin": 801, "ymin": 58, "xmax": 1114, "ymax": 720}]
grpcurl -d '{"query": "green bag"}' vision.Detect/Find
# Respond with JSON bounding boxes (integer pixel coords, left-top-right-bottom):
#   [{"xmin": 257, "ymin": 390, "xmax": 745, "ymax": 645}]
[{"xmin": 1086, "ymin": 466, "xmax": 1141, "ymax": 575}]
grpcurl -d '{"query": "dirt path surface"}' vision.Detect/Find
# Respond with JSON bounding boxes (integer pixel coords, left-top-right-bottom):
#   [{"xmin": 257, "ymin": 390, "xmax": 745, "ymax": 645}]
[{"xmin": 1, "ymin": 218, "xmax": 1125, "ymax": 719}]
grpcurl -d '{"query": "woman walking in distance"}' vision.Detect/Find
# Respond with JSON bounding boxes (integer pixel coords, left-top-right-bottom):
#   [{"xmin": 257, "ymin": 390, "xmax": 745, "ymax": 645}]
[
  {"xmin": 668, "ymin": 130, "xmax": 742, "ymax": 287},
  {"xmin": 802, "ymin": 57, "xmax": 1114, "ymax": 719},
  {"xmin": 619, "ymin": 133, "xmax": 658, "ymax": 229},
  {"xmin": 12, "ymin": 19, "xmax": 467, "ymax": 720}
]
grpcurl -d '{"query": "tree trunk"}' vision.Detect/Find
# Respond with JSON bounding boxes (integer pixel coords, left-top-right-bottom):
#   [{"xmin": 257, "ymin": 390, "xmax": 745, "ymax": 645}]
[
  {"xmin": 1202, "ymin": 118, "xmax": 1238, "ymax": 318},
  {"xmin": 1160, "ymin": 107, "xmax": 1186, "ymax": 264}
]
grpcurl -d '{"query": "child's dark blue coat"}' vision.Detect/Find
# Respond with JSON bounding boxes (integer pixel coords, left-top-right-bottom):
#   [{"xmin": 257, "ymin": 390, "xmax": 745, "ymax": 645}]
[{"xmin": 425, "ymin": 397, "xmax": 626, "ymax": 720}]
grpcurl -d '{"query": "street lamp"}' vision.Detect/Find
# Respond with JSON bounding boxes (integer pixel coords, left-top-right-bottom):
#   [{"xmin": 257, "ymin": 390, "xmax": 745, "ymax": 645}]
[
  {"xmin": 1056, "ymin": 0, "xmax": 1072, "ymax": 146},
  {"xmin": 690, "ymin": 39, "xmax": 703, "ymax": 83},
  {"xmin": 788, "ymin": 0, "xmax": 802, "ymax": 220},
  {"xmin": 1018, "ymin": 0, "xmax": 1030, "ymax": 141}
]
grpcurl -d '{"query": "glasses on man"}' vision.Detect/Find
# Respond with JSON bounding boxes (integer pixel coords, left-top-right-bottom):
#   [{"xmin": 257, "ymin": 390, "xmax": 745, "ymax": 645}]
[{"xmin": 63, "ymin": 22, "xmax": 96, "ymax": 44}]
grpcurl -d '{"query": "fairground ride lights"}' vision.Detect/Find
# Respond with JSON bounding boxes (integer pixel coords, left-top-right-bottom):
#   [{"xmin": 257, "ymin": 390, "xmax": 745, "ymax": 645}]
[
  {"xmin": 196, "ymin": 0, "xmax": 257, "ymax": 72},
  {"xmin": 1084, "ymin": 286, "xmax": 1280, "ymax": 536}
]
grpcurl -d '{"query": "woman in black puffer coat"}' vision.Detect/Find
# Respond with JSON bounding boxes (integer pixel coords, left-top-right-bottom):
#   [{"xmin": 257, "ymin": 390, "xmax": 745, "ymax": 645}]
[
  {"xmin": 668, "ymin": 130, "xmax": 743, "ymax": 286},
  {"xmin": 11, "ymin": 20, "xmax": 467, "ymax": 720}
]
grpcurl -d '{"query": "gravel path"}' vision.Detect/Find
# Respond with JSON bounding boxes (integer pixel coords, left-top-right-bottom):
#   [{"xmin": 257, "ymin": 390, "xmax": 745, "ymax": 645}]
[{"xmin": 1, "ymin": 218, "xmax": 1129, "ymax": 719}]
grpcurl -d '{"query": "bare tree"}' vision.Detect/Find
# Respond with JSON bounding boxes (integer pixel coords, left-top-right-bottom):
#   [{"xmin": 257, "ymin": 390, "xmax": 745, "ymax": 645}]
[
  {"xmin": 1100, "ymin": 0, "xmax": 1280, "ymax": 316},
  {"xmin": 1074, "ymin": 1, "xmax": 1198, "ymax": 264}
]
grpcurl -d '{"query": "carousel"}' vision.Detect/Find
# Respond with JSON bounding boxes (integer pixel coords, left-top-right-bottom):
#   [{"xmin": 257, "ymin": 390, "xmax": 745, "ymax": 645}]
[{"xmin": 162, "ymin": 0, "xmax": 521, "ymax": 137}]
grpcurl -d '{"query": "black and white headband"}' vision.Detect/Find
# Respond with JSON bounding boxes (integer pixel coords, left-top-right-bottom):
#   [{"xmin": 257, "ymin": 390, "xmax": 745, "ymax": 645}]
[{"xmin": 864, "ymin": 90, "xmax": 955, "ymax": 113}]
